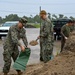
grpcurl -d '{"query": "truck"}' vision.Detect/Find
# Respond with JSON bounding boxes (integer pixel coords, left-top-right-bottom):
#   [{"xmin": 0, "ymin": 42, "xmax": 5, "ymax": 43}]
[
  {"xmin": 52, "ymin": 19, "xmax": 70, "ymax": 40},
  {"xmin": 0, "ymin": 21, "xmax": 18, "ymax": 38}
]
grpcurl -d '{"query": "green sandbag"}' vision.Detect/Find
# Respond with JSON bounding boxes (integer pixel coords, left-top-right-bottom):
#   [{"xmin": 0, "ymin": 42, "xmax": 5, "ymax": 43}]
[{"xmin": 13, "ymin": 48, "xmax": 31, "ymax": 71}]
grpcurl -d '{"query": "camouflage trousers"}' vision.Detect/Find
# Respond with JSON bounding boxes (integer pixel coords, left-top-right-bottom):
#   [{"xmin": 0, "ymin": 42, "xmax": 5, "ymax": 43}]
[
  {"xmin": 61, "ymin": 37, "xmax": 66, "ymax": 52},
  {"xmin": 3, "ymin": 45, "xmax": 19, "ymax": 73},
  {"xmin": 40, "ymin": 42, "xmax": 53, "ymax": 63}
]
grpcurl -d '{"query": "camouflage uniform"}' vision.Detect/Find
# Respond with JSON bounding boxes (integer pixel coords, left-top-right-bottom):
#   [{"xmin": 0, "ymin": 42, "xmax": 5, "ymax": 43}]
[
  {"xmin": 3, "ymin": 25, "xmax": 28, "ymax": 73},
  {"xmin": 61, "ymin": 24, "xmax": 70, "ymax": 52},
  {"xmin": 69, "ymin": 25, "xmax": 74, "ymax": 32},
  {"xmin": 40, "ymin": 18, "xmax": 54, "ymax": 63}
]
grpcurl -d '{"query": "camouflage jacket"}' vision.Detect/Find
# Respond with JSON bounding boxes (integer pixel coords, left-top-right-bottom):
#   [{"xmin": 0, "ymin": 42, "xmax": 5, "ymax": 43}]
[
  {"xmin": 61, "ymin": 24, "xmax": 70, "ymax": 38},
  {"xmin": 40, "ymin": 18, "xmax": 54, "ymax": 43},
  {"xmin": 3, "ymin": 25, "xmax": 28, "ymax": 47}
]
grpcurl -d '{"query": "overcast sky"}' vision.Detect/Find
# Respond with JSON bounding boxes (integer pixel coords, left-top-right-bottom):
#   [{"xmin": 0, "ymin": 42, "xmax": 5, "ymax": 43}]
[{"xmin": 0, "ymin": 0, "xmax": 75, "ymax": 18}]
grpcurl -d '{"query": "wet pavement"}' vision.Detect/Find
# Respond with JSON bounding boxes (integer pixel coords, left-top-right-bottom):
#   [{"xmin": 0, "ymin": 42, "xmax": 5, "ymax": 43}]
[{"xmin": 0, "ymin": 28, "xmax": 61, "ymax": 72}]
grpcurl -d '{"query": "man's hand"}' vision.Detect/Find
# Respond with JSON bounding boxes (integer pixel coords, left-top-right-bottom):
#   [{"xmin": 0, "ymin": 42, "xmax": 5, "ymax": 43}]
[
  {"xmin": 37, "ymin": 36, "xmax": 40, "ymax": 39},
  {"xmin": 65, "ymin": 37, "xmax": 68, "ymax": 40},
  {"xmin": 20, "ymin": 45, "xmax": 25, "ymax": 52}
]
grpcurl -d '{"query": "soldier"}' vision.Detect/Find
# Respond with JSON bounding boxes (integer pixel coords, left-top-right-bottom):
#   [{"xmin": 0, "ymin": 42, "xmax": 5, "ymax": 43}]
[
  {"xmin": 61, "ymin": 20, "xmax": 73, "ymax": 52},
  {"xmin": 38, "ymin": 10, "xmax": 54, "ymax": 63},
  {"xmin": 69, "ymin": 20, "xmax": 74, "ymax": 32},
  {"xmin": 3, "ymin": 18, "xmax": 28, "ymax": 75}
]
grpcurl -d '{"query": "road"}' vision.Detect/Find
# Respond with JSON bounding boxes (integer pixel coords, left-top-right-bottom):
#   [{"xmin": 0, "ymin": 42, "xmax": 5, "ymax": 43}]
[{"xmin": 0, "ymin": 28, "xmax": 61, "ymax": 72}]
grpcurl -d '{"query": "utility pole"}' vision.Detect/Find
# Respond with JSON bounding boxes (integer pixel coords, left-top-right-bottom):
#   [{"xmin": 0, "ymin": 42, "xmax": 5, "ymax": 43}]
[{"xmin": 40, "ymin": 6, "xmax": 41, "ymax": 27}]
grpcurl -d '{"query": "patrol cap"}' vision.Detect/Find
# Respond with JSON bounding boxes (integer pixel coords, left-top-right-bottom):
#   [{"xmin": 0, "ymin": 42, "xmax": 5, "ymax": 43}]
[
  {"xmin": 19, "ymin": 18, "xmax": 27, "ymax": 26},
  {"xmin": 40, "ymin": 10, "xmax": 47, "ymax": 15},
  {"xmin": 72, "ymin": 20, "xmax": 75, "ymax": 23},
  {"xmin": 67, "ymin": 20, "xmax": 73, "ymax": 23}
]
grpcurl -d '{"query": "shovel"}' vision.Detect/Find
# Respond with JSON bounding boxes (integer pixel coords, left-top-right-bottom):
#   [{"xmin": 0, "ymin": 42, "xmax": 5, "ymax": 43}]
[{"xmin": 29, "ymin": 38, "xmax": 39, "ymax": 46}]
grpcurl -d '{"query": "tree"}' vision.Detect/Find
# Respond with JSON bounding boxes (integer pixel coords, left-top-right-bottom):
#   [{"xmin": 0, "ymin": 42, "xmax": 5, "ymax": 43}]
[
  {"xmin": 64, "ymin": 16, "xmax": 68, "ymax": 19},
  {"xmin": 5, "ymin": 14, "xmax": 19, "ymax": 21},
  {"xmin": 59, "ymin": 14, "xmax": 64, "ymax": 19},
  {"xmin": 52, "ymin": 14, "xmax": 58, "ymax": 20},
  {"xmin": 34, "ymin": 15, "xmax": 40, "ymax": 23},
  {"xmin": 0, "ymin": 17, "xmax": 2, "ymax": 23},
  {"xmin": 69, "ymin": 16, "xmax": 75, "ymax": 20}
]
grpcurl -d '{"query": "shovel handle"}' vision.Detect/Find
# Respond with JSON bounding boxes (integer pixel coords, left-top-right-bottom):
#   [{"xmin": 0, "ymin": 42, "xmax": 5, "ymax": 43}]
[{"xmin": 36, "ymin": 38, "xmax": 39, "ymax": 41}]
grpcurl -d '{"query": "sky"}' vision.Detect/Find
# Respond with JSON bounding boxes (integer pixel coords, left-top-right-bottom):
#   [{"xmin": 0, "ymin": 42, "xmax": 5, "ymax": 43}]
[{"xmin": 0, "ymin": 0, "xmax": 75, "ymax": 18}]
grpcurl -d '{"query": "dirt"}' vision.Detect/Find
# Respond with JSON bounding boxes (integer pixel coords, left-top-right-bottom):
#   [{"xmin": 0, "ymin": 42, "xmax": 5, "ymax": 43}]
[
  {"xmin": 1, "ymin": 31, "xmax": 75, "ymax": 75},
  {"xmin": 24, "ymin": 31, "xmax": 75, "ymax": 75},
  {"xmin": 29, "ymin": 40, "xmax": 38, "ymax": 46},
  {"xmin": 24, "ymin": 51, "xmax": 75, "ymax": 75}
]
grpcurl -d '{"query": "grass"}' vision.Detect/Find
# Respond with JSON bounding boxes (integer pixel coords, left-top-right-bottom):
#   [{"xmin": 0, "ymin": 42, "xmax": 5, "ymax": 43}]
[
  {"xmin": 32, "ymin": 24, "xmax": 40, "ymax": 28},
  {"xmin": 27, "ymin": 23, "xmax": 40, "ymax": 28}
]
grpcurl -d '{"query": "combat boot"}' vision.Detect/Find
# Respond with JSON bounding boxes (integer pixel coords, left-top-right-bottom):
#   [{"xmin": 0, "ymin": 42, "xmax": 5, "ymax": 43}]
[
  {"xmin": 4, "ymin": 73, "xmax": 8, "ymax": 75},
  {"xmin": 17, "ymin": 70, "xmax": 23, "ymax": 75},
  {"xmin": 40, "ymin": 57, "xmax": 43, "ymax": 61},
  {"xmin": 17, "ymin": 71, "xmax": 23, "ymax": 75}
]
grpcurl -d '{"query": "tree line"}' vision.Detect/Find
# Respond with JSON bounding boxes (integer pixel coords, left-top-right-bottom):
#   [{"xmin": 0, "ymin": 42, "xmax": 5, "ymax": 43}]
[{"xmin": 0, "ymin": 14, "xmax": 75, "ymax": 23}]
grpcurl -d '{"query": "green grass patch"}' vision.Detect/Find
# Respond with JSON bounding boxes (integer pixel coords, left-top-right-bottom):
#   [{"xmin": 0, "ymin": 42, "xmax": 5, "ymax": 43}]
[
  {"xmin": 27, "ymin": 23, "xmax": 40, "ymax": 28},
  {"xmin": 32, "ymin": 24, "xmax": 40, "ymax": 28}
]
